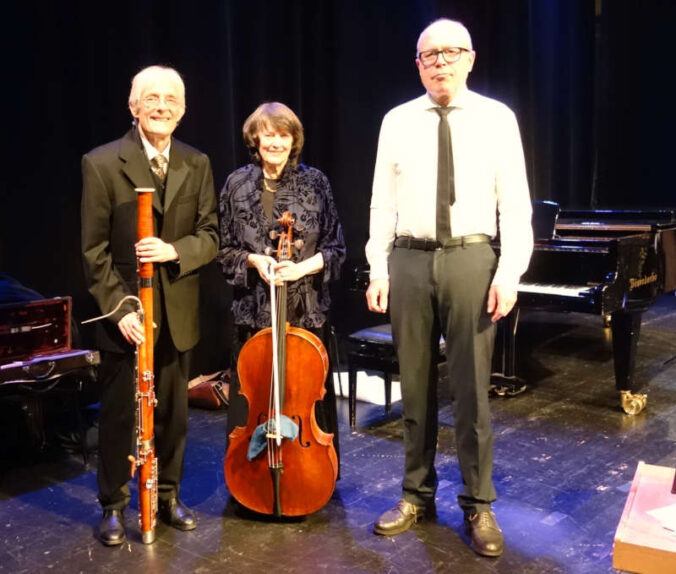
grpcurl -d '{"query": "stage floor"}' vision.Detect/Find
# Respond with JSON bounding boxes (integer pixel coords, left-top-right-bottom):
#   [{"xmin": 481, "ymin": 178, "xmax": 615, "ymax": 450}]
[{"xmin": 2, "ymin": 295, "xmax": 676, "ymax": 573}]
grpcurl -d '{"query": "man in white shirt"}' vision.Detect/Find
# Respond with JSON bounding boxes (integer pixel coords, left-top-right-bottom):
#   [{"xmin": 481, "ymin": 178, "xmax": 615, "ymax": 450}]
[
  {"xmin": 82, "ymin": 66, "xmax": 218, "ymax": 545},
  {"xmin": 365, "ymin": 19, "xmax": 533, "ymax": 557}
]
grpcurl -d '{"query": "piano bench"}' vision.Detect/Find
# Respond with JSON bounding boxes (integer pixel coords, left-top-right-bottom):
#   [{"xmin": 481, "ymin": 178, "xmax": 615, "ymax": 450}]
[{"xmin": 346, "ymin": 324, "xmax": 445, "ymax": 428}]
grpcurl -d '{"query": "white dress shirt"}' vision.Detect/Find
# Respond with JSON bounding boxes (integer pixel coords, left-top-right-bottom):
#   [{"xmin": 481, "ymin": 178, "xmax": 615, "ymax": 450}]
[
  {"xmin": 140, "ymin": 132, "xmax": 171, "ymax": 171},
  {"xmin": 365, "ymin": 89, "xmax": 533, "ymax": 289}
]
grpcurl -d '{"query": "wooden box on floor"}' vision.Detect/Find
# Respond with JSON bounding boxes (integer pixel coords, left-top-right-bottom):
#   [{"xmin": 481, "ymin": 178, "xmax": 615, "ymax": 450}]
[{"xmin": 613, "ymin": 461, "xmax": 676, "ymax": 573}]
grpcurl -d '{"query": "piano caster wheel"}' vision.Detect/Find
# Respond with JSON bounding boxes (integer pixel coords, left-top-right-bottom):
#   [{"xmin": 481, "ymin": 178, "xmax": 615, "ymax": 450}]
[{"xmin": 620, "ymin": 390, "xmax": 647, "ymax": 415}]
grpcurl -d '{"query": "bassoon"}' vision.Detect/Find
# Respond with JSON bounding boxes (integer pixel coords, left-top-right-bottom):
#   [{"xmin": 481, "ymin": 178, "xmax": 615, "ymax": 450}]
[{"xmin": 128, "ymin": 187, "xmax": 158, "ymax": 544}]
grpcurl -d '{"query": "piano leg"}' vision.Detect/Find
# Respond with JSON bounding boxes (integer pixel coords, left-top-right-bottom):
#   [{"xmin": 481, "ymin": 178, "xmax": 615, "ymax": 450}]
[
  {"xmin": 348, "ymin": 365, "xmax": 357, "ymax": 429},
  {"xmin": 611, "ymin": 310, "xmax": 648, "ymax": 415},
  {"xmin": 490, "ymin": 308, "xmax": 527, "ymax": 396}
]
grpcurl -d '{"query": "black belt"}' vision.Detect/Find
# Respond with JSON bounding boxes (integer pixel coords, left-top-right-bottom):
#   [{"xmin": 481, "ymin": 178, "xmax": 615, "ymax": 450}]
[{"xmin": 394, "ymin": 233, "xmax": 490, "ymax": 251}]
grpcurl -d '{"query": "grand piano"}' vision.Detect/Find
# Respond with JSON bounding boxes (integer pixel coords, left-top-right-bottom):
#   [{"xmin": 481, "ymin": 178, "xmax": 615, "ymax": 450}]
[{"xmin": 494, "ymin": 205, "xmax": 676, "ymax": 414}]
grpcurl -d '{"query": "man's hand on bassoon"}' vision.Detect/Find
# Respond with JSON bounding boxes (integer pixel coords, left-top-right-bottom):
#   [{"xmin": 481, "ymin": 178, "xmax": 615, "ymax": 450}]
[
  {"xmin": 118, "ymin": 312, "xmax": 145, "ymax": 345},
  {"xmin": 136, "ymin": 237, "xmax": 179, "ymax": 263}
]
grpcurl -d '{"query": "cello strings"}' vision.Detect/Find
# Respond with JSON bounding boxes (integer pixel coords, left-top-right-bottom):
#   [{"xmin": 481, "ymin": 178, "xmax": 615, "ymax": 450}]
[
  {"xmin": 267, "ymin": 264, "xmax": 283, "ymax": 465},
  {"xmin": 267, "ymin": 263, "xmax": 276, "ymax": 467}
]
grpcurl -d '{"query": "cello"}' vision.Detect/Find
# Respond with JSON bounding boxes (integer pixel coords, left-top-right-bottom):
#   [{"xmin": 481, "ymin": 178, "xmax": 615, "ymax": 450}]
[{"xmin": 224, "ymin": 211, "xmax": 338, "ymax": 516}]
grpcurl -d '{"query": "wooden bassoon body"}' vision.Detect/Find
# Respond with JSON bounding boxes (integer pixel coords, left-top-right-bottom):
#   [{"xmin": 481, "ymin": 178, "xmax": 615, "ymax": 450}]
[{"xmin": 128, "ymin": 187, "xmax": 158, "ymax": 544}]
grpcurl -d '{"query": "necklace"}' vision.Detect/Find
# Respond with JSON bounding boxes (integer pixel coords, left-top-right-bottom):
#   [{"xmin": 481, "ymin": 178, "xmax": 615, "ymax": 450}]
[{"xmin": 263, "ymin": 178, "xmax": 277, "ymax": 193}]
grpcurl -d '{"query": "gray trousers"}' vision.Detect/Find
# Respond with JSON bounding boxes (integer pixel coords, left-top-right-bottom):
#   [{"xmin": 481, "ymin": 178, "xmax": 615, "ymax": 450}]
[{"xmin": 389, "ymin": 242, "xmax": 497, "ymax": 514}]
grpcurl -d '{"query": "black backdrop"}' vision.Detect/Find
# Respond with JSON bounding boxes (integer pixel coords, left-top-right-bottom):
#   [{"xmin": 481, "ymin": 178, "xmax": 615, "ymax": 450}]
[{"xmin": 2, "ymin": 0, "xmax": 674, "ymax": 373}]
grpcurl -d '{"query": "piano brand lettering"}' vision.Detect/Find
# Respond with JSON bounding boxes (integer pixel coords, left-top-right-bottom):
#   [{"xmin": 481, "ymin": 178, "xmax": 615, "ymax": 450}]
[{"xmin": 629, "ymin": 273, "xmax": 658, "ymax": 290}]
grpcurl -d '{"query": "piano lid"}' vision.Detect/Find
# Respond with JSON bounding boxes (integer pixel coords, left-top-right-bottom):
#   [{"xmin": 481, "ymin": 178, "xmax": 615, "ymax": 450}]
[
  {"xmin": 557, "ymin": 209, "xmax": 676, "ymax": 233},
  {"xmin": 533, "ymin": 200, "xmax": 560, "ymax": 241}
]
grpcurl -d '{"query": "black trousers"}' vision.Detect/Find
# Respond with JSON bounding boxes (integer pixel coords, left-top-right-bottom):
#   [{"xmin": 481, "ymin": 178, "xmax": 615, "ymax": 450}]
[
  {"xmin": 225, "ymin": 322, "xmax": 340, "ymax": 472},
  {"xmin": 97, "ymin": 323, "xmax": 190, "ymax": 510},
  {"xmin": 389, "ymin": 242, "xmax": 497, "ymax": 515}
]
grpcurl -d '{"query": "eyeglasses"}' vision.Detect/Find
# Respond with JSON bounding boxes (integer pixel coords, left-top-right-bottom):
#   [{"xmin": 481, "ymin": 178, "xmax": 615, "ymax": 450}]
[
  {"xmin": 417, "ymin": 47, "xmax": 469, "ymax": 68},
  {"xmin": 140, "ymin": 95, "xmax": 183, "ymax": 109}
]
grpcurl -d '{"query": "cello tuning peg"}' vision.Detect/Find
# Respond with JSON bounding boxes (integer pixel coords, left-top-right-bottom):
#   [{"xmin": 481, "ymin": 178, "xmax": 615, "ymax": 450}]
[
  {"xmin": 264, "ymin": 247, "xmax": 274, "ymax": 256},
  {"xmin": 269, "ymin": 230, "xmax": 279, "ymax": 240},
  {"xmin": 294, "ymin": 239, "xmax": 304, "ymax": 250}
]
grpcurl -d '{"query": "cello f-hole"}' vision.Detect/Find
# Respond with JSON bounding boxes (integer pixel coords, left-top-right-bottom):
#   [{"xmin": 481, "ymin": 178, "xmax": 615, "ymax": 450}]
[{"xmin": 292, "ymin": 414, "xmax": 311, "ymax": 448}]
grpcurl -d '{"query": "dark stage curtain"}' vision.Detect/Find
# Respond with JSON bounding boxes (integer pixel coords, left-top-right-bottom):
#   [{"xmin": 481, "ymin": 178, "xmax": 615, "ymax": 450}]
[
  {"xmin": 594, "ymin": 1, "xmax": 675, "ymax": 208},
  {"xmin": 2, "ymin": 0, "xmax": 674, "ymax": 371}
]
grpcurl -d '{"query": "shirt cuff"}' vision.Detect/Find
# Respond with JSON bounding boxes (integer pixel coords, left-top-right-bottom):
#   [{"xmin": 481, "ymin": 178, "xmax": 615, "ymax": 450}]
[
  {"xmin": 490, "ymin": 267, "xmax": 520, "ymax": 291},
  {"xmin": 368, "ymin": 260, "xmax": 389, "ymax": 281}
]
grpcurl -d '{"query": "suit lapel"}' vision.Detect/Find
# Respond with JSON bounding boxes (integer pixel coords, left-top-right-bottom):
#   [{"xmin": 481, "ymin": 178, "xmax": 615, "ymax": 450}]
[
  {"xmin": 119, "ymin": 129, "xmax": 163, "ymax": 214},
  {"xmin": 165, "ymin": 142, "xmax": 189, "ymax": 211}
]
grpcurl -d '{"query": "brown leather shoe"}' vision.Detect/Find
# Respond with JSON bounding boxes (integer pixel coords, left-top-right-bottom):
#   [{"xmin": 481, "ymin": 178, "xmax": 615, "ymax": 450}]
[
  {"xmin": 159, "ymin": 498, "xmax": 197, "ymax": 531},
  {"xmin": 374, "ymin": 499, "xmax": 435, "ymax": 536},
  {"xmin": 95, "ymin": 509, "xmax": 125, "ymax": 546},
  {"xmin": 464, "ymin": 511, "xmax": 504, "ymax": 557}
]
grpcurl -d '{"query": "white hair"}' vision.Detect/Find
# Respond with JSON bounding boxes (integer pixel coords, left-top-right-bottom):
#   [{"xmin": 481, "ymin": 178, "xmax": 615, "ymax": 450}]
[
  {"xmin": 416, "ymin": 18, "xmax": 473, "ymax": 54},
  {"xmin": 128, "ymin": 65, "xmax": 185, "ymax": 111}
]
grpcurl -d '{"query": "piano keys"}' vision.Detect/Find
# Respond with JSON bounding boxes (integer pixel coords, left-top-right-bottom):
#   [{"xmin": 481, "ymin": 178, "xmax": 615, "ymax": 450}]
[{"xmin": 517, "ymin": 283, "xmax": 592, "ymax": 297}]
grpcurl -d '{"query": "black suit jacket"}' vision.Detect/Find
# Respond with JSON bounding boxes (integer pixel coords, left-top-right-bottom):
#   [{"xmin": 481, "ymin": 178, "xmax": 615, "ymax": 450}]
[{"xmin": 81, "ymin": 128, "xmax": 219, "ymax": 353}]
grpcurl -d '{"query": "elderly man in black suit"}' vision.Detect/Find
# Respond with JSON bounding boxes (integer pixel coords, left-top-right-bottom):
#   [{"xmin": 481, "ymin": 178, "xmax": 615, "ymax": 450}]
[{"xmin": 81, "ymin": 65, "xmax": 218, "ymax": 546}]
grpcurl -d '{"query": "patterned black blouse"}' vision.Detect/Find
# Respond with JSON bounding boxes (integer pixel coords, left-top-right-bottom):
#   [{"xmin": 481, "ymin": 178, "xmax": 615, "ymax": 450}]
[{"xmin": 218, "ymin": 163, "xmax": 346, "ymax": 330}]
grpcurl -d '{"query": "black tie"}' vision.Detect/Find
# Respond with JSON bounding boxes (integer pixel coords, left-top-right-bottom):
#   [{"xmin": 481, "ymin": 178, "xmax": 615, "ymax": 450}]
[{"xmin": 434, "ymin": 107, "xmax": 454, "ymax": 242}]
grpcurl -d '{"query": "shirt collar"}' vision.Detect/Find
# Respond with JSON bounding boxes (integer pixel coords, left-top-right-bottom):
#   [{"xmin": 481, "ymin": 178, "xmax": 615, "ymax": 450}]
[
  {"xmin": 424, "ymin": 86, "xmax": 471, "ymax": 110},
  {"xmin": 138, "ymin": 128, "xmax": 171, "ymax": 163}
]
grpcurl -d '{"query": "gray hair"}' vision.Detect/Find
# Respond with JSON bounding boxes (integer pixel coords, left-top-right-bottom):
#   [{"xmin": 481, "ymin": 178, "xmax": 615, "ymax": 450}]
[{"xmin": 128, "ymin": 65, "xmax": 185, "ymax": 111}]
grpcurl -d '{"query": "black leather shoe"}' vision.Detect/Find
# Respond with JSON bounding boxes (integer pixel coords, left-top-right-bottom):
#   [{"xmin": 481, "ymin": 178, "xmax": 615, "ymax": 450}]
[
  {"xmin": 159, "ymin": 498, "xmax": 197, "ymax": 531},
  {"xmin": 95, "ymin": 509, "xmax": 125, "ymax": 546},
  {"xmin": 373, "ymin": 499, "xmax": 435, "ymax": 536},
  {"xmin": 464, "ymin": 511, "xmax": 504, "ymax": 557}
]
